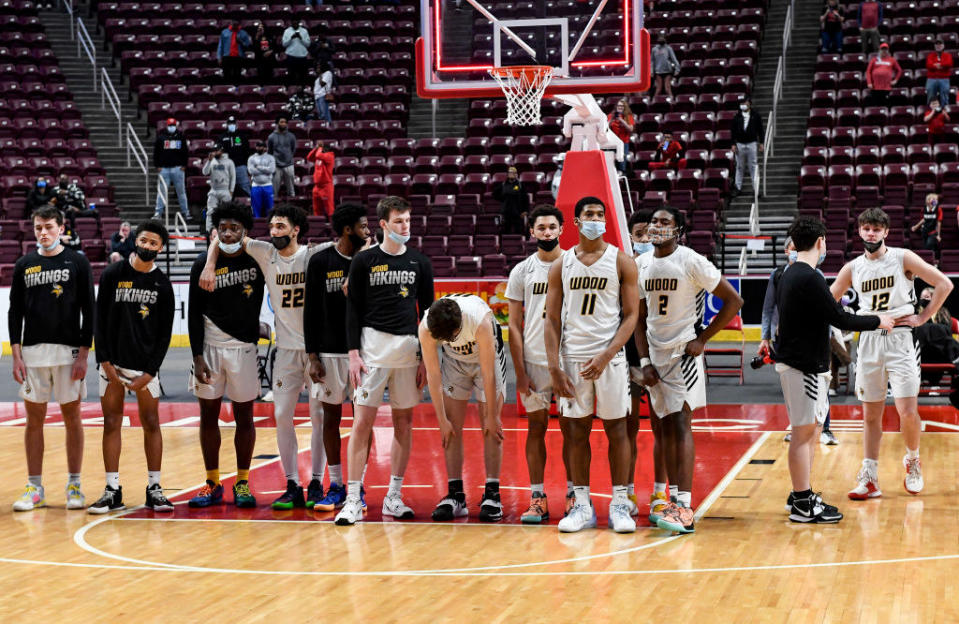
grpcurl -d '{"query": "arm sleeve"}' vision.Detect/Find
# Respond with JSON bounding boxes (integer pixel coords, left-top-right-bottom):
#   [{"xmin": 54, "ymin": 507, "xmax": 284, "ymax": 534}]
[
  {"xmin": 216, "ymin": 34, "xmax": 225, "ymax": 60},
  {"xmin": 669, "ymin": 47, "xmax": 679, "ymax": 71},
  {"xmin": 145, "ymin": 280, "xmax": 175, "ymax": 376},
  {"xmin": 7, "ymin": 261, "xmax": 24, "ymax": 345},
  {"xmin": 264, "ymin": 155, "xmax": 276, "ymax": 176},
  {"xmin": 94, "ymin": 267, "xmax": 115, "ymax": 364},
  {"xmin": 246, "ymin": 156, "xmax": 259, "ymax": 175},
  {"xmin": 281, "ymin": 29, "xmax": 292, "ymax": 47},
  {"xmin": 760, "ymin": 272, "xmax": 776, "ymax": 340},
  {"xmin": 187, "ymin": 259, "xmax": 206, "ymax": 358},
  {"xmin": 754, "ymin": 112, "xmax": 764, "ymax": 141},
  {"xmin": 77, "ymin": 255, "xmax": 95, "ymax": 348},
  {"xmin": 893, "ymin": 60, "xmax": 903, "ymax": 81},
  {"xmin": 417, "ymin": 256, "xmax": 436, "ymax": 321},
  {"xmin": 927, "ymin": 53, "xmax": 935, "ymax": 71},
  {"xmin": 179, "ymin": 137, "xmax": 189, "ymax": 165},
  {"xmin": 201, "ymin": 159, "xmax": 213, "ymax": 175},
  {"xmin": 303, "ymin": 254, "xmax": 324, "ymax": 355},
  {"xmin": 345, "ymin": 253, "xmax": 367, "ymax": 351},
  {"xmin": 810, "ymin": 273, "xmax": 882, "ymax": 332},
  {"xmin": 306, "ymin": 146, "xmax": 318, "ymax": 162},
  {"xmin": 866, "ymin": 58, "xmax": 876, "ymax": 82}
]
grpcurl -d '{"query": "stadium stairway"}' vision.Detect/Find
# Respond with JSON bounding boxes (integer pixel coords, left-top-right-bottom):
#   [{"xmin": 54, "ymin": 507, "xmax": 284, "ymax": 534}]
[{"xmin": 721, "ymin": 0, "xmax": 821, "ymax": 274}]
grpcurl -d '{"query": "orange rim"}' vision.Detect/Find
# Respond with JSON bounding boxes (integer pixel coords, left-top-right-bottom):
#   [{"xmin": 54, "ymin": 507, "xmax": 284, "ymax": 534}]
[{"xmin": 488, "ymin": 65, "xmax": 553, "ymax": 82}]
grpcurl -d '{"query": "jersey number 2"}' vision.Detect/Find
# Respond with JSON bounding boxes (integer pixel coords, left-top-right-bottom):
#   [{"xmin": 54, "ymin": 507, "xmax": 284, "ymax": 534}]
[
  {"xmin": 871, "ymin": 292, "xmax": 889, "ymax": 311},
  {"xmin": 658, "ymin": 295, "xmax": 669, "ymax": 315},
  {"xmin": 281, "ymin": 287, "xmax": 305, "ymax": 308}
]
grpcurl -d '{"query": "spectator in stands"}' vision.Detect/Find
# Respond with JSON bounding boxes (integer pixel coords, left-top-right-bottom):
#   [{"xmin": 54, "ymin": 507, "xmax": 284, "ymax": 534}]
[
  {"xmin": 731, "ymin": 96, "xmax": 764, "ymax": 198},
  {"xmin": 915, "ymin": 286, "xmax": 959, "ymax": 406},
  {"xmin": 109, "ymin": 221, "xmax": 135, "ymax": 263},
  {"xmin": 217, "ymin": 19, "xmax": 251, "ymax": 84},
  {"xmin": 926, "ymin": 38, "xmax": 953, "ymax": 107},
  {"xmin": 268, "ymin": 117, "xmax": 297, "ymax": 199},
  {"xmin": 152, "ymin": 117, "xmax": 190, "ymax": 222},
  {"xmin": 925, "ymin": 99, "xmax": 951, "ymax": 143},
  {"xmin": 306, "ymin": 140, "xmax": 334, "ymax": 217},
  {"xmin": 286, "ymin": 85, "xmax": 315, "ymax": 121},
  {"xmin": 282, "ymin": 19, "xmax": 311, "ymax": 86},
  {"xmin": 202, "ymin": 146, "xmax": 236, "ymax": 232},
  {"xmin": 858, "ymin": 0, "xmax": 883, "ymax": 54},
  {"xmin": 59, "ymin": 219, "xmax": 82, "ymax": 253},
  {"xmin": 648, "ymin": 130, "xmax": 685, "ymax": 170},
  {"xmin": 550, "ymin": 153, "xmax": 564, "ymax": 199},
  {"xmin": 311, "ymin": 37, "xmax": 335, "ymax": 67},
  {"xmin": 252, "ymin": 22, "xmax": 276, "ymax": 82},
  {"xmin": 911, "ymin": 192, "xmax": 943, "ymax": 255},
  {"xmin": 650, "ymin": 34, "xmax": 680, "ymax": 99},
  {"xmin": 493, "ymin": 166, "xmax": 529, "ymax": 236},
  {"xmin": 52, "ymin": 174, "xmax": 90, "ymax": 225},
  {"xmin": 866, "ymin": 43, "xmax": 902, "ymax": 106},
  {"xmin": 820, "ymin": 0, "xmax": 845, "ymax": 53},
  {"xmin": 25, "ymin": 177, "xmax": 55, "ymax": 216},
  {"xmin": 313, "ymin": 61, "xmax": 335, "ymax": 122},
  {"xmin": 920, "ymin": 286, "xmax": 953, "ymax": 327},
  {"xmin": 608, "ymin": 99, "xmax": 635, "ymax": 173},
  {"xmin": 248, "ymin": 141, "xmax": 276, "ymax": 218},
  {"xmin": 218, "ymin": 116, "xmax": 251, "ymax": 196}
]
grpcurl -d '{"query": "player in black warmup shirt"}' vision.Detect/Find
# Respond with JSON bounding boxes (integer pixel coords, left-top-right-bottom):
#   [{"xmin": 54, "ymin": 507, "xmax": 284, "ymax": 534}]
[
  {"xmin": 335, "ymin": 196, "xmax": 435, "ymax": 526},
  {"xmin": 304, "ymin": 203, "xmax": 370, "ymax": 511},
  {"xmin": 89, "ymin": 221, "xmax": 176, "ymax": 514},
  {"xmin": 187, "ymin": 202, "xmax": 265, "ymax": 509},
  {"xmin": 8, "ymin": 205, "xmax": 95, "ymax": 512}
]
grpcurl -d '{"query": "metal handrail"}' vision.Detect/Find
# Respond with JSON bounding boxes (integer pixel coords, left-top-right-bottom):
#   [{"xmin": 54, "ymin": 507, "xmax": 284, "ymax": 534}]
[
  {"xmin": 125, "ymin": 122, "xmax": 150, "ymax": 205},
  {"xmin": 76, "ymin": 17, "xmax": 96, "ymax": 91},
  {"xmin": 101, "ymin": 68, "xmax": 122, "ymax": 147},
  {"xmin": 63, "ymin": 0, "xmax": 74, "ymax": 41},
  {"xmin": 738, "ymin": 247, "xmax": 748, "ymax": 276}
]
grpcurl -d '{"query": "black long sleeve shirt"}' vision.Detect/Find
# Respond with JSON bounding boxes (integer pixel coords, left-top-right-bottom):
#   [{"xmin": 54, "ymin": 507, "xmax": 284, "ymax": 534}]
[
  {"xmin": 304, "ymin": 245, "xmax": 352, "ymax": 355},
  {"xmin": 95, "ymin": 259, "xmax": 175, "ymax": 376},
  {"xmin": 188, "ymin": 252, "xmax": 264, "ymax": 357},
  {"xmin": 774, "ymin": 262, "xmax": 880, "ymax": 374},
  {"xmin": 8, "ymin": 248, "xmax": 94, "ymax": 348},
  {"xmin": 153, "ymin": 130, "xmax": 189, "ymax": 168}
]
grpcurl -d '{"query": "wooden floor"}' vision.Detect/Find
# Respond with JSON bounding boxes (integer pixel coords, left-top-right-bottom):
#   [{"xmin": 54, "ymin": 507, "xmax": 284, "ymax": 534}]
[{"xmin": 1, "ymin": 404, "xmax": 959, "ymax": 622}]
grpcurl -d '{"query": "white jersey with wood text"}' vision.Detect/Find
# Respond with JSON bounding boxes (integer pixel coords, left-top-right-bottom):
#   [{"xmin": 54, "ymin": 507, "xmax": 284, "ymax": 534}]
[
  {"xmin": 246, "ymin": 239, "xmax": 330, "ymax": 349},
  {"xmin": 560, "ymin": 244, "xmax": 622, "ymax": 360},
  {"xmin": 850, "ymin": 246, "xmax": 916, "ymax": 319},
  {"xmin": 420, "ymin": 293, "xmax": 492, "ymax": 363},
  {"xmin": 636, "ymin": 245, "xmax": 721, "ymax": 351},
  {"xmin": 504, "ymin": 254, "xmax": 554, "ymax": 366}
]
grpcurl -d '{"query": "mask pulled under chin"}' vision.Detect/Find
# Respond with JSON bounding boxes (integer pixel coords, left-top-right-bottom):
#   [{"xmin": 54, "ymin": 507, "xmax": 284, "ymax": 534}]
[
  {"xmin": 537, "ymin": 237, "xmax": 559, "ymax": 251},
  {"xmin": 37, "ymin": 240, "xmax": 60, "ymax": 252},
  {"xmin": 135, "ymin": 246, "xmax": 158, "ymax": 262},
  {"xmin": 218, "ymin": 240, "xmax": 242, "ymax": 254},
  {"xmin": 387, "ymin": 229, "xmax": 410, "ymax": 245},
  {"xmin": 271, "ymin": 235, "xmax": 292, "ymax": 250},
  {"xmin": 863, "ymin": 240, "xmax": 883, "ymax": 253}
]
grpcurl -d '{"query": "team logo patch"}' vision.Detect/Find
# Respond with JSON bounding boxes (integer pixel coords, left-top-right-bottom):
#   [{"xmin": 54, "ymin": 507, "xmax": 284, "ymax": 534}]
[
  {"xmin": 361, "ymin": 389, "xmax": 368, "ymax": 399},
  {"xmin": 138, "ymin": 304, "xmax": 150, "ymax": 319},
  {"xmin": 276, "ymin": 379, "xmax": 283, "ymax": 388},
  {"xmin": 51, "ymin": 283, "xmax": 63, "ymax": 298},
  {"xmin": 448, "ymin": 385, "xmax": 454, "ymax": 394},
  {"xmin": 243, "ymin": 283, "xmax": 253, "ymax": 297},
  {"xmin": 325, "ymin": 388, "xmax": 332, "ymax": 397},
  {"xmin": 399, "ymin": 284, "xmax": 409, "ymax": 298}
]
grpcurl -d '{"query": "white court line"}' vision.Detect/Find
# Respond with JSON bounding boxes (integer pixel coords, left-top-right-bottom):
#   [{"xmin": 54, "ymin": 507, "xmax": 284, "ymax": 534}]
[{"xmin": 694, "ymin": 431, "xmax": 771, "ymax": 521}]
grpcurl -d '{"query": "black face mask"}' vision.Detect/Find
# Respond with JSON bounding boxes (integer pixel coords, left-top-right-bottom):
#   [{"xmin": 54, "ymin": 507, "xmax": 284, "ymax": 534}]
[
  {"xmin": 863, "ymin": 239, "xmax": 883, "ymax": 253},
  {"xmin": 59, "ymin": 182, "xmax": 68, "ymax": 189},
  {"xmin": 347, "ymin": 232, "xmax": 365, "ymax": 250},
  {"xmin": 536, "ymin": 238, "xmax": 559, "ymax": 251},
  {"xmin": 135, "ymin": 246, "xmax": 158, "ymax": 262},
  {"xmin": 271, "ymin": 235, "xmax": 291, "ymax": 250}
]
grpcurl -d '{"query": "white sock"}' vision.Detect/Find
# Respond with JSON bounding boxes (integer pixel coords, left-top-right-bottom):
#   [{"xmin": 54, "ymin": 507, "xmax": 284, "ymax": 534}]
[
  {"xmin": 863, "ymin": 458, "xmax": 879, "ymax": 472},
  {"xmin": 906, "ymin": 447, "xmax": 919, "ymax": 460},
  {"xmin": 573, "ymin": 485, "xmax": 590, "ymax": 507},
  {"xmin": 530, "ymin": 483, "xmax": 545, "ymax": 496},
  {"xmin": 566, "ymin": 480, "xmax": 574, "ymax": 495},
  {"xmin": 388, "ymin": 474, "xmax": 403, "ymax": 496},
  {"xmin": 669, "ymin": 484, "xmax": 678, "ymax": 501},
  {"xmin": 654, "ymin": 482, "xmax": 667, "ymax": 495},
  {"xmin": 347, "ymin": 480, "xmax": 361, "ymax": 499},
  {"xmin": 612, "ymin": 484, "xmax": 628, "ymax": 504},
  {"xmin": 677, "ymin": 490, "xmax": 692, "ymax": 507},
  {"xmin": 626, "ymin": 483, "xmax": 635, "ymax": 496},
  {"xmin": 106, "ymin": 472, "xmax": 120, "ymax": 489},
  {"xmin": 28, "ymin": 475, "xmax": 41, "ymax": 488},
  {"xmin": 329, "ymin": 464, "xmax": 343, "ymax": 486},
  {"xmin": 68, "ymin": 473, "xmax": 81, "ymax": 487},
  {"xmin": 147, "ymin": 471, "xmax": 161, "ymax": 487}
]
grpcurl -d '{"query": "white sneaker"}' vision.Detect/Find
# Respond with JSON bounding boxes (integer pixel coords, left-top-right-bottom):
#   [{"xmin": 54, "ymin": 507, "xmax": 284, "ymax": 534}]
[
  {"xmin": 334, "ymin": 495, "xmax": 364, "ymax": 526},
  {"xmin": 65, "ymin": 483, "xmax": 85, "ymax": 510},
  {"xmin": 608, "ymin": 501, "xmax": 637, "ymax": 533},
  {"xmin": 903, "ymin": 454, "xmax": 924, "ymax": 495},
  {"xmin": 12, "ymin": 484, "xmax": 45, "ymax": 511},
  {"xmin": 820, "ymin": 430, "xmax": 839, "ymax": 445},
  {"xmin": 558, "ymin": 502, "xmax": 597, "ymax": 533},
  {"xmin": 848, "ymin": 466, "xmax": 881, "ymax": 500},
  {"xmin": 626, "ymin": 493, "xmax": 640, "ymax": 516},
  {"xmin": 381, "ymin": 492, "xmax": 415, "ymax": 519}
]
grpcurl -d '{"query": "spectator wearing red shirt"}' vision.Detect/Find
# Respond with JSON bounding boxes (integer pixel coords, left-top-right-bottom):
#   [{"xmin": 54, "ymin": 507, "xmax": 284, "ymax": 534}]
[
  {"xmin": 607, "ymin": 99, "xmax": 635, "ymax": 173},
  {"xmin": 911, "ymin": 192, "xmax": 942, "ymax": 255},
  {"xmin": 925, "ymin": 99, "xmax": 951, "ymax": 143},
  {"xmin": 866, "ymin": 43, "xmax": 902, "ymax": 106},
  {"xmin": 648, "ymin": 131, "xmax": 685, "ymax": 170},
  {"xmin": 858, "ymin": 1, "xmax": 883, "ymax": 54},
  {"xmin": 307, "ymin": 140, "xmax": 335, "ymax": 217},
  {"xmin": 926, "ymin": 39, "xmax": 953, "ymax": 107}
]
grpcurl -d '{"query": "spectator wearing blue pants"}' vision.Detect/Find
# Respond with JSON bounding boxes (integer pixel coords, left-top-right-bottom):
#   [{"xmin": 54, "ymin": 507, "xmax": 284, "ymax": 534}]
[
  {"xmin": 313, "ymin": 61, "xmax": 334, "ymax": 122},
  {"xmin": 926, "ymin": 39, "xmax": 953, "ymax": 107},
  {"xmin": 247, "ymin": 142, "xmax": 276, "ymax": 218},
  {"xmin": 153, "ymin": 117, "xmax": 190, "ymax": 221},
  {"xmin": 820, "ymin": 0, "xmax": 844, "ymax": 53}
]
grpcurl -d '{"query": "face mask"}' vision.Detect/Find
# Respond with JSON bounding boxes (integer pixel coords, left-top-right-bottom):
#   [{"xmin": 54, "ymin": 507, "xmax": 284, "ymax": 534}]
[
  {"xmin": 633, "ymin": 241, "xmax": 653, "ymax": 255},
  {"xmin": 227, "ymin": 124, "xmax": 236, "ymax": 133},
  {"xmin": 579, "ymin": 221, "xmax": 605, "ymax": 240},
  {"xmin": 257, "ymin": 148, "xmax": 266, "ymax": 154},
  {"xmin": 37, "ymin": 239, "xmax": 60, "ymax": 252},
  {"xmin": 863, "ymin": 239, "xmax": 883, "ymax": 253},
  {"xmin": 537, "ymin": 237, "xmax": 560, "ymax": 252},
  {"xmin": 647, "ymin": 224, "xmax": 678, "ymax": 245},
  {"xmin": 930, "ymin": 200, "xmax": 938, "ymax": 207},
  {"xmin": 740, "ymin": 104, "xmax": 749, "ymax": 112},
  {"xmin": 37, "ymin": 181, "xmax": 46, "ymax": 188},
  {"xmin": 167, "ymin": 126, "xmax": 176, "ymax": 134},
  {"xmin": 817, "ymin": 249, "xmax": 827, "ymax": 267},
  {"xmin": 59, "ymin": 181, "xmax": 68, "ymax": 189},
  {"xmin": 271, "ymin": 235, "xmax": 291, "ymax": 250},
  {"xmin": 787, "ymin": 250, "xmax": 798, "ymax": 264},
  {"xmin": 347, "ymin": 232, "xmax": 365, "ymax": 249},
  {"xmin": 135, "ymin": 246, "xmax": 158, "ymax": 262},
  {"xmin": 387, "ymin": 228, "xmax": 410, "ymax": 245},
  {"xmin": 218, "ymin": 239, "xmax": 242, "ymax": 254}
]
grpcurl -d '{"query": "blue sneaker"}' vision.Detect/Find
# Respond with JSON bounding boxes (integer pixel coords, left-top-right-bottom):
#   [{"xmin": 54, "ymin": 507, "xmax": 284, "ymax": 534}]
[
  {"xmin": 189, "ymin": 480, "xmax": 224, "ymax": 507},
  {"xmin": 360, "ymin": 485, "xmax": 368, "ymax": 511},
  {"xmin": 314, "ymin": 482, "xmax": 346, "ymax": 511}
]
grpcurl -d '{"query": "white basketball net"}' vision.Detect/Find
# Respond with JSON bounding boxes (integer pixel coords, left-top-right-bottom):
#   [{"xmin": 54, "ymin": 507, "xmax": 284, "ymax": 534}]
[{"xmin": 488, "ymin": 65, "xmax": 554, "ymax": 126}]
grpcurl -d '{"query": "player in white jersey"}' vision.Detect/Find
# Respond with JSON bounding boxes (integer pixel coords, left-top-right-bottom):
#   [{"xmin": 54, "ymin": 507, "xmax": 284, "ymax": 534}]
[
  {"xmin": 420, "ymin": 294, "xmax": 507, "ymax": 522},
  {"xmin": 544, "ymin": 196, "xmax": 639, "ymax": 533},
  {"xmin": 201, "ymin": 204, "xmax": 330, "ymax": 510},
  {"xmin": 506, "ymin": 205, "xmax": 576, "ymax": 524},
  {"xmin": 635, "ymin": 207, "xmax": 742, "ymax": 534},
  {"xmin": 830, "ymin": 208, "xmax": 953, "ymax": 498}
]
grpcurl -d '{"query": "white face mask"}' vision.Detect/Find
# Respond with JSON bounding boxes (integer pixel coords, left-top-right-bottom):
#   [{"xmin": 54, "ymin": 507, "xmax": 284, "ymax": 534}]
[
  {"xmin": 579, "ymin": 221, "xmax": 606, "ymax": 240},
  {"xmin": 227, "ymin": 124, "xmax": 237, "ymax": 133},
  {"xmin": 740, "ymin": 104, "xmax": 749, "ymax": 112},
  {"xmin": 167, "ymin": 125, "xmax": 176, "ymax": 133},
  {"xmin": 218, "ymin": 239, "xmax": 242, "ymax": 254}
]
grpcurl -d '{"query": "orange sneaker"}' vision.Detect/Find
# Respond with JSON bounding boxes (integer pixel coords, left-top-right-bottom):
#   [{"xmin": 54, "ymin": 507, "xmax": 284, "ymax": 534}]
[
  {"xmin": 564, "ymin": 490, "xmax": 575, "ymax": 516},
  {"xmin": 657, "ymin": 503, "xmax": 694, "ymax": 534},
  {"xmin": 521, "ymin": 493, "xmax": 549, "ymax": 524}
]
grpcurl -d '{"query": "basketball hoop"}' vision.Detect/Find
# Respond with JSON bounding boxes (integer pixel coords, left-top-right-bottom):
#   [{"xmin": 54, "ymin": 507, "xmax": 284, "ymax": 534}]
[{"xmin": 488, "ymin": 65, "xmax": 554, "ymax": 126}]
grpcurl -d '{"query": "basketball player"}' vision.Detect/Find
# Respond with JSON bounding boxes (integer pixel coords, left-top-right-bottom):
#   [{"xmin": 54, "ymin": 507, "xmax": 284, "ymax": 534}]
[
  {"xmin": 634, "ymin": 207, "xmax": 743, "ymax": 534},
  {"xmin": 335, "ymin": 196, "xmax": 434, "ymax": 526},
  {"xmin": 200, "ymin": 204, "xmax": 329, "ymax": 510},
  {"xmin": 89, "ymin": 220, "xmax": 175, "ymax": 514},
  {"xmin": 304, "ymin": 203, "xmax": 370, "ymax": 511},
  {"xmin": 544, "ymin": 196, "xmax": 639, "ymax": 533},
  {"xmin": 187, "ymin": 202, "xmax": 264, "ymax": 508},
  {"xmin": 830, "ymin": 208, "xmax": 953, "ymax": 499},
  {"xmin": 420, "ymin": 294, "xmax": 507, "ymax": 522},
  {"xmin": 9, "ymin": 205, "xmax": 94, "ymax": 511},
  {"xmin": 506, "ymin": 204, "xmax": 576, "ymax": 523}
]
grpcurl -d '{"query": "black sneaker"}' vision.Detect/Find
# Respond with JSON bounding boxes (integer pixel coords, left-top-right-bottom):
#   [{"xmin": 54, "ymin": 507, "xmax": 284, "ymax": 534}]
[
  {"xmin": 789, "ymin": 492, "xmax": 843, "ymax": 524},
  {"xmin": 306, "ymin": 478, "xmax": 324, "ymax": 508},
  {"xmin": 431, "ymin": 492, "xmax": 467, "ymax": 521},
  {"xmin": 479, "ymin": 485, "xmax": 504, "ymax": 523},
  {"xmin": 271, "ymin": 479, "xmax": 306, "ymax": 510},
  {"xmin": 145, "ymin": 483, "xmax": 174, "ymax": 512},
  {"xmin": 87, "ymin": 485, "xmax": 125, "ymax": 514},
  {"xmin": 785, "ymin": 491, "xmax": 794, "ymax": 512}
]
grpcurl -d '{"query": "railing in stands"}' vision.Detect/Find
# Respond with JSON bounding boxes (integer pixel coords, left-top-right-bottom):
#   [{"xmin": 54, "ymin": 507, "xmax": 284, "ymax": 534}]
[
  {"xmin": 749, "ymin": 200, "xmax": 760, "ymax": 236},
  {"xmin": 76, "ymin": 17, "xmax": 96, "ymax": 91},
  {"xmin": 101, "ymin": 68, "xmax": 122, "ymax": 147},
  {"xmin": 63, "ymin": 0, "xmax": 74, "ymax": 41},
  {"xmin": 760, "ymin": 0, "xmax": 793, "ymax": 201},
  {"xmin": 125, "ymin": 122, "xmax": 150, "ymax": 205}
]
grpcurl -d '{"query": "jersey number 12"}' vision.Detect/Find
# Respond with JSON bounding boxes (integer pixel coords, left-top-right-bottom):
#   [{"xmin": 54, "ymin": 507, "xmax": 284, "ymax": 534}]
[{"xmin": 871, "ymin": 292, "xmax": 889, "ymax": 311}]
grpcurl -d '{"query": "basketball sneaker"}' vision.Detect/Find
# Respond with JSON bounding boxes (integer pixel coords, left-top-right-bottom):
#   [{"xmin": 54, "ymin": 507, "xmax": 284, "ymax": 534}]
[
  {"xmin": 657, "ymin": 502, "xmax": 695, "ymax": 534},
  {"xmin": 334, "ymin": 495, "xmax": 364, "ymax": 526},
  {"xmin": 903, "ymin": 454, "xmax": 924, "ymax": 495},
  {"xmin": 432, "ymin": 492, "xmax": 468, "ymax": 521},
  {"xmin": 271, "ymin": 480, "xmax": 306, "ymax": 510},
  {"xmin": 608, "ymin": 500, "xmax": 637, "ymax": 533},
  {"xmin": 564, "ymin": 490, "xmax": 575, "ymax": 516},
  {"xmin": 848, "ymin": 465, "xmax": 881, "ymax": 500},
  {"xmin": 558, "ymin": 502, "xmax": 596, "ymax": 533},
  {"xmin": 785, "ymin": 491, "xmax": 794, "ymax": 512},
  {"xmin": 233, "ymin": 481, "xmax": 256, "ymax": 508},
  {"xmin": 648, "ymin": 491, "xmax": 668, "ymax": 524},
  {"xmin": 88, "ymin": 485, "xmax": 124, "ymax": 514},
  {"xmin": 521, "ymin": 493, "xmax": 549, "ymax": 524},
  {"xmin": 382, "ymin": 492, "xmax": 415, "ymax": 519},
  {"xmin": 626, "ymin": 493, "xmax": 640, "ymax": 516},
  {"xmin": 789, "ymin": 492, "xmax": 843, "ymax": 524},
  {"xmin": 65, "ymin": 483, "xmax": 85, "ymax": 510},
  {"xmin": 306, "ymin": 479, "xmax": 324, "ymax": 508},
  {"xmin": 12, "ymin": 484, "xmax": 45, "ymax": 511},
  {"xmin": 145, "ymin": 484, "xmax": 174, "ymax": 512},
  {"xmin": 479, "ymin": 485, "xmax": 504, "ymax": 523},
  {"xmin": 314, "ymin": 482, "xmax": 346, "ymax": 511},
  {"xmin": 360, "ymin": 485, "xmax": 368, "ymax": 512},
  {"xmin": 820, "ymin": 430, "xmax": 839, "ymax": 445},
  {"xmin": 188, "ymin": 481, "xmax": 224, "ymax": 508}
]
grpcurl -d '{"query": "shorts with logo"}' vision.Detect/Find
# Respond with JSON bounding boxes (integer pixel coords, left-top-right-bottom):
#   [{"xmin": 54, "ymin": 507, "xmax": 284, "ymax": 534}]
[
  {"xmin": 353, "ymin": 366, "xmax": 421, "ymax": 410},
  {"xmin": 519, "ymin": 361, "xmax": 553, "ymax": 412},
  {"xmin": 559, "ymin": 353, "xmax": 629, "ymax": 420},
  {"xmin": 189, "ymin": 342, "xmax": 259, "ymax": 402},
  {"xmin": 647, "ymin": 347, "xmax": 706, "ymax": 417},
  {"xmin": 855, "ymin": 328, "xmax": 921, "ymax": 402},
  {"xmin": 441, "ymin": 343, "xmax": 507, "ymax": 403},
  {"xmin": 99, "ymin": 365, "xmax": 161, "ymax": 399},
  {"xmin": 21, "ymin": 364, "xmax": 86, "ymax": 404},
  {"xmin": 272, "ymin": 348, "xmax": 313, "ymax": 397},
  {"xmin": 309, "ymin": 355, "xmax": 351, "ymax": 403},
  {"xmin": 777, "ymin": 363, "xmax": 830, "ymax": 427}
]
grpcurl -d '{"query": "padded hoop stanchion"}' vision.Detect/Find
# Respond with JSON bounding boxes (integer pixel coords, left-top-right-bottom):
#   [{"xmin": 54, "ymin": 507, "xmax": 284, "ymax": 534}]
[{"xmin": 555, "ymin": 150, "xmax": 631, "ymax": 252}]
